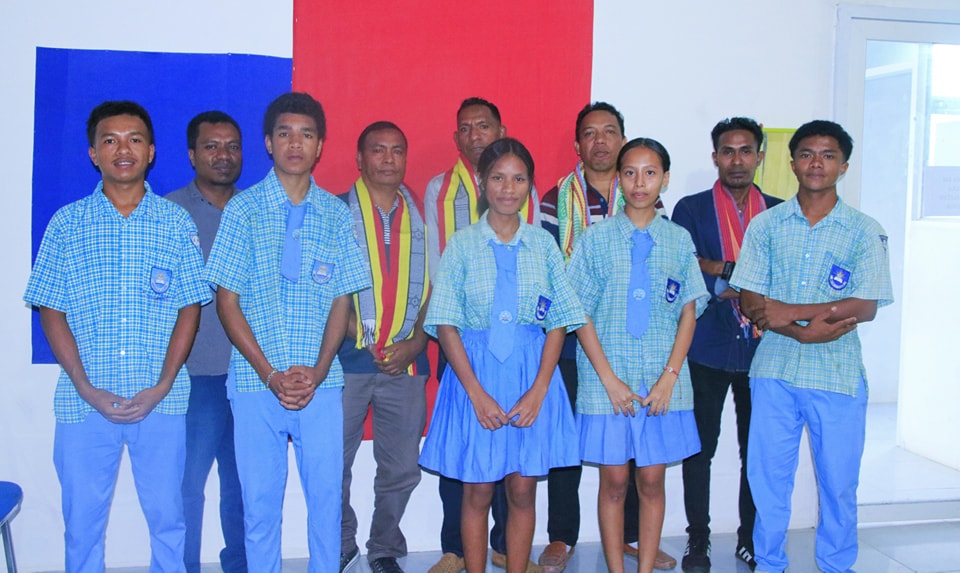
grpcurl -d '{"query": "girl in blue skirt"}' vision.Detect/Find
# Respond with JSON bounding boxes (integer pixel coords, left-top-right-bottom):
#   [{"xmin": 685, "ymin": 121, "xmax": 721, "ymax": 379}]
[
  {"xmin": 420, "ymin": 138, "xmax": 584, "ymax": 573},
  {"xmin": 567, "ymin": 138, "xmax": 708, "ymax": 573}
]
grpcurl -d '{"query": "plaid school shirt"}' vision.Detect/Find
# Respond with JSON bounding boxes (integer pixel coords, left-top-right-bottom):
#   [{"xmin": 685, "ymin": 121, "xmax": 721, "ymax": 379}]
[
  {"xmin": 730, "ymin": 196, "xmax": 893, "ymax": 397},
  {"xmin": 425, "ymin": 211, "xmax": 584, "ymax": 337},
  {"xmin": 204, "ymin": 169, "xmax": 371, "ymax": 393},
  {"xmin": 567, "ymin": 213, "xmax": 708, "ymax": 415},
  {"xmin": 24, "ymin": 183, "xmax": 211, "ymax": 423}
]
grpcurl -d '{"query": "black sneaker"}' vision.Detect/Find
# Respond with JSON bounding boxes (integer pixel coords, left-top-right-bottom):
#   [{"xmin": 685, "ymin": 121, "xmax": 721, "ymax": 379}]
[
  {"xmin": 681, "ymin": 536, "xmax": 711, "ymax": 572},
  {"xmin": 371, "ymin": 556, "xmax": 405, "ymax": 573},
  {"xmin": 735, "ymin": 544, "xmax": 757, "ymax": 571},
  {"xmin": 339, "ymin": 546, "xmax": 359, "ymax": 572}
]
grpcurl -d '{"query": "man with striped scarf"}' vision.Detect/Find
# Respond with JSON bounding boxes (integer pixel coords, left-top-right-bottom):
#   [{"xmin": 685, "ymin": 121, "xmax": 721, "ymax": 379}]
[{"xmin": 338, "ymin": 122, "xmax": 430, "ymax": 573}]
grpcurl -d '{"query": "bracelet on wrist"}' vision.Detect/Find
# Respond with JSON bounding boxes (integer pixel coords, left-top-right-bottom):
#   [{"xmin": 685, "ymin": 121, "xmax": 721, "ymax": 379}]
[
  {"xmin": 663, "ymin": 366, "xmax": 679, "ymax": 378},
  {"xmin": 265, "ymin": 368, "xmax": 280, "ymax": 388}
]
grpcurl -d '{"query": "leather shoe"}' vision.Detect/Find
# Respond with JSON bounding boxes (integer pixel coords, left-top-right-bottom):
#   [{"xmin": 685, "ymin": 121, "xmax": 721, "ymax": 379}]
[{"xmin": 538, "ymin": 541, "xmax": 574, "ymax": 572}]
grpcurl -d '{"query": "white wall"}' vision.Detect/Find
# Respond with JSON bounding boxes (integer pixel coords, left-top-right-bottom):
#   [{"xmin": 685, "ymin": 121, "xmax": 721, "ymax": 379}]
[{"xmin": 3, "ymin": 1, "xmax": 951, "ymax": 570}]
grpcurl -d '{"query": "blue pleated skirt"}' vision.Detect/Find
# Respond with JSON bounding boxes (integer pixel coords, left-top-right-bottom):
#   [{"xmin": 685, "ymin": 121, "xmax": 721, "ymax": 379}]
[
  {"xmin": 419, "ymin": 326, "xmax": 580, "ymax": 482},
  {"xmin": 578, "ymin": 403, "xmax": 700, "ymax": 467}
]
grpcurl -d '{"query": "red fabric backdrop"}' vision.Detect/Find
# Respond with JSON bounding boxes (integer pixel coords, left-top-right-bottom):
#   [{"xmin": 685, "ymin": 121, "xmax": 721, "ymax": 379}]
[{"xmin": 293, "ymin": 0, "xmax": 594, "ymax": 437}]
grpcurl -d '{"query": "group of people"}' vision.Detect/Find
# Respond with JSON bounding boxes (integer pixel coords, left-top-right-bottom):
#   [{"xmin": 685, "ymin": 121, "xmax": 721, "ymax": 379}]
[{"xmin": 25, "ymin": 91, "xmax": 892, "ymax": 573}]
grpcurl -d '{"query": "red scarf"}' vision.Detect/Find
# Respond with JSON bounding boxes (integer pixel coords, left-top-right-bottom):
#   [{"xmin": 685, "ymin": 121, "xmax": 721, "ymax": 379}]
[{"xmin": 712, "ymin": 180, "xmax": 766, "ymax": 338}]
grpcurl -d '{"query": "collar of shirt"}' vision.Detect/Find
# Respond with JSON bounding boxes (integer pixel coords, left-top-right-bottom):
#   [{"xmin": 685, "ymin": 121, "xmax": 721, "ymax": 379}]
[
  {"xmin": 479, "ymin": 210, "xmax": 528, "ymax": 247},
  {"xmin": 612, "ymin": 210, "xmax": 666, "ymax": 245},
  {"xmin": 186, "ymin": 179, "xmax": 237, "ymax": 209},
  {"xmin": 374, "ymin": 195, "xmax": 400, "ymax": 218},
  {"xmin": 261, "ymin": 167, "xmax": 328, "ymax": 214},
  {"xmin": 91, "ymin": 180, "xmax": 161, "ymax": 223},
  {"xmin": 779, "ymin": 194, "xmax": 853, "ymax": 229}
]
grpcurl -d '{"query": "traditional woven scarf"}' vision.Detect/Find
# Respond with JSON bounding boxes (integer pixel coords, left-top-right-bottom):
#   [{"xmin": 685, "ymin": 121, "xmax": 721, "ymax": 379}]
[
  {"xmin": 712, "ymin": 179, "xmax": 766, "ymax": 338},
  {"xmin": 556, "ymin": 161, "xmax": 623, "ymax": 259},
  {"xmin": 436, "ymin": 155, "xmax": 535, "ymax": 253},
  {"xmin": 347, "ymin": 178, "xmax": 428, "ymax": 373}
]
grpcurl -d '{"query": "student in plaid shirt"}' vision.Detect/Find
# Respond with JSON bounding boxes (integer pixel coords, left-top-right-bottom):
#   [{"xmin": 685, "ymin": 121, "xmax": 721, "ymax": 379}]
[
  {"xmin": 731, "ymin": 120, "xmax": 893, "ymax": 573},
  {"xmin": 204, "ymin": 93, "xmax": 371, "ymax": 573},
  {"xmin": 420, "ymin": 138, "xmax": 584, "ymax": 573},
  {"xmin": 568, "ymin": 138, "xmax": 708, "ymax": 573},
  {"xmin": 24, "ymin": 100, "xmax": 210, "ymax": 572}
]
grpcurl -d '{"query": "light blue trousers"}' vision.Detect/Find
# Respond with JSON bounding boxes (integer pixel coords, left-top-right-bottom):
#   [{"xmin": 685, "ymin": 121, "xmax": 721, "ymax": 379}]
[
  {"xmin": 748, "ymin": 377, "xmax": 867, "ymax": 573},
  {"xmin": 54, "ymin": 412, "xmax": 186, "ymax": 573},
  {"xmin": 228, "ymin": 380, "xmax": 343, "ymax": 573}
]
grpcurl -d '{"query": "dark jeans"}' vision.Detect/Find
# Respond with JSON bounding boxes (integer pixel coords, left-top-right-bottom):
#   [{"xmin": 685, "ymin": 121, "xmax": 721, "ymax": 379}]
[
  {"xmin": 182, "ymin": 374, "xmax": 247, "ymax": 573},
  {"xmin": 681, "ymin": 362, "xmax": 755, "ymax": 547},
  {"xmin": 547, "ymin": 358, "xmax": 642, "ymax": 546},
  {"xmin": 436, "ymin": 347, "xmax": 508, "ymax": 556}
]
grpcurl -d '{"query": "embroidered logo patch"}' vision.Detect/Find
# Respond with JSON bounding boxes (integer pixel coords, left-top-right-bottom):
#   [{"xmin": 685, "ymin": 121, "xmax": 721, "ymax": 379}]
[
  {"xmin": 632, "ymin": 288, "xmax": 646, "ymax": 301},
  {"xmin": 665, "ymin": 279, "xmax": 680, "ymax": 303},
  {"xmin": 535, "ymin": 296, "xmax": 552, "ymax": 321},
  {"xmin": 498, "ymin": 310, "xmax": 513, "ymax": 323},
  {"xmin": 150, "ymin": 267, "xmax": 172, "ymax": 294},
  {"xmin": 188, "ymin": 231, "xmax": 201, "ymax": 254},
  {"xmin": 828, "ymin": 265, "xmax": 850, "ymax": 290},
  {"xmin": 311, "ymin": 261, "xmax": 335, "ymax": 284}
]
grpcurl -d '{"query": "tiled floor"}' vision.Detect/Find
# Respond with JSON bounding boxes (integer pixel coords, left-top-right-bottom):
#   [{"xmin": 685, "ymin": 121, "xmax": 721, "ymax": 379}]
[
  {"xmin": 173, "ymin": 522, "xmax": 960, "ymax": 572},
  {"xmin": 44, "ymin": 404, "xmax": 960, "ymax": 572}
]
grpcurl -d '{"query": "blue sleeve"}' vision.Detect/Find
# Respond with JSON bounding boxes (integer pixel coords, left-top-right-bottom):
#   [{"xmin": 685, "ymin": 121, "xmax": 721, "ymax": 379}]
[
  {"xmin": 329, "ymin": 205, "xmax": 372, "ymax": 299},
  {"xmin": 173, "ymin": 212, "xmax": 213, "ymax": 308},
  {"xmin": 203, "ymin": 199, "xmax": 251, "ymax": 295},
  {"xmin": 24, "ymin": 207, "xmax": 69, "ymax": 311},
  {"xmin": 423, "ymin": 232, "xmax": 468, "ymax": 337},
  {"xmin": 729, "ymin": 216, "xmax": 770, "ymax": 295}
]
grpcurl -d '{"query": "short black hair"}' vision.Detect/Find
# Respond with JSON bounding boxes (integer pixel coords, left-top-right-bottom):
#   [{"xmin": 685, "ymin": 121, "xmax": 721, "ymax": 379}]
[
  {"xmin": 357, "ymin": 121, "xmax": 407, "ymax": 152},
  {"xmin": 86, "ymin": 100, "xmax": 154, "ymax": 146},
  {"xmin": 617, "ymin": 137, "xmax": 671, "ymax": 173},
  {"xmin": 187, "ymin": 111, "xmax": 241, "ymax": 150},
  {"xmin": 262, "ymin": 92, "xmax": 326, "ymax": 139},
  {"xmin": 711, "ymin": 117, "xmax": 764, "ymax": 151},
  {"xmin": 789, "ymin": 120, "xmax": 854, "ymax": 162},
  {"xmin": 476, "ymin": 137, "xmax": 535, "ymax": 215},
  {"xmin": 457, "ymin": 97, "xmax": 502, "ymax": 124},
  {"xmin": 575, "ymin": 102, "xmax": 625, "ymax": 141}
]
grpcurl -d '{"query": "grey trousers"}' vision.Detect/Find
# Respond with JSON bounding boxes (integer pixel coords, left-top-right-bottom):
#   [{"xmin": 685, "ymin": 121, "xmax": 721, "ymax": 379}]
[{"xmin": 341, "ymin": 372, "xmax": 427, "ymax": 561}]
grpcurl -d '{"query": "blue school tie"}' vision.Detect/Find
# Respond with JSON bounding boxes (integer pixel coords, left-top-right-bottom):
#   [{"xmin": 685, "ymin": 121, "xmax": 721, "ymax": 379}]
[
  {"xmin": 489, "ymin": 241, "xmax": 518, "ymax": 362},
  {"xmin": 281, "ymin": 200, "xmax": 307, "ymax": 282},
  {"xmin": 627, "ymin": 229, "xmax": 653, "ymax": 339}
]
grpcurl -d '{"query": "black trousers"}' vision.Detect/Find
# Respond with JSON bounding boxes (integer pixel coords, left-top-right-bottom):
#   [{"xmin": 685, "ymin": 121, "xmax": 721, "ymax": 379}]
[{"xmin": 681, "ymin": 361, "xmax": 755, "ymax": 548}]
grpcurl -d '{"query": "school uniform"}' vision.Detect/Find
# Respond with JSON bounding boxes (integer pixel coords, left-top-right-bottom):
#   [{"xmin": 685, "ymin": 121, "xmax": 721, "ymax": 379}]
[
  {"xmin": 567, "ymin": 213, "xmax": 708, "ymax": 466},
  {"xmin": 731, "ymin": 196, "xmax": 893, "ymax": 573},
  {"xmin": 24, "ymin": 183, "xmax": 210, "ymax": 572},
  {"xmin": 419, "ymin": 212, "xmax": 584, "ymax": 482},
  {"xmin": 204, "ymin": 169, "xmax": 371, "ymax": 573}
]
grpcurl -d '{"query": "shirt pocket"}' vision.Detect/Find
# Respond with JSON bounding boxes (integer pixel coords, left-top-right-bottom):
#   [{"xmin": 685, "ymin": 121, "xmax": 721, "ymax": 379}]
[
  {"xmin": 652, "ymin": 259, "xmax": 686, "ymax": 321},
  {"xmin": 818, "ymin": 251, "xmax": 854, "ymax": 301},
  {"xmin": 142, "ymin": 248, "xmax": 180, "ymax": 307}
]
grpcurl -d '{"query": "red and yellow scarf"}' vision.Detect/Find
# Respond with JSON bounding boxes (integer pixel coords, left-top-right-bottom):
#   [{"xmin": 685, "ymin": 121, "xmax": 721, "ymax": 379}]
[
  {"xmin": 437, "ymin": 154, "xmax": 535, "ymax": 253},
  {"xmin": 347, "ymin": 178, "xmax": 428, "ymax": 374},
  {"xmin": 556, "ymin": 162, "xmax": 622, "ymax": 259}
]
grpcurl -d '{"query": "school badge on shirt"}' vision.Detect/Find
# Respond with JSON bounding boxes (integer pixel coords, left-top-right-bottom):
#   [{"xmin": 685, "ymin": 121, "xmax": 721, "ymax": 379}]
[
  {"xmin": 828, "ymin": 265, "xmax": 851, "ymax": 290},
  {"xmin": 535, "ymin": 295, "xmax": 552, "ymax": 321},
  {"xmin": 312, "ymin": 261, "xmax": 334, "ymax": 284},
  {"xmin": 150, "ymin": 267, "xmax": 172, "ymax": 294},
  {"xmin": 665, "ymin": 279, "xmax": 680, "ymax": 303},
  {"xmin": 188, "ymin": 231, "xmax": 202, "ymax": 254}
]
